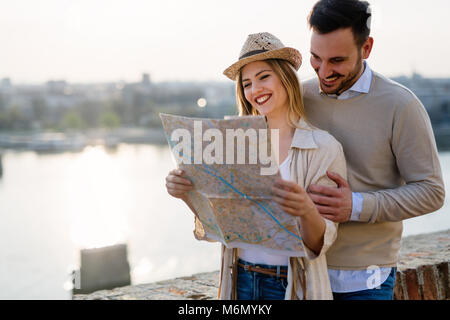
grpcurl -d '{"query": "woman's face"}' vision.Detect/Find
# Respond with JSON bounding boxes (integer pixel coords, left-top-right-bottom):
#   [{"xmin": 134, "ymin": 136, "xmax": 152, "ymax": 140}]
[{"xmin": 241, "ymin": 60, "xmax": 289, "ymax": 117}]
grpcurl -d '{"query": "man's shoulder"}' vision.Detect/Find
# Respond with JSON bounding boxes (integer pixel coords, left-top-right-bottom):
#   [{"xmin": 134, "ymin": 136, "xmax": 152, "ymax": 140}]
[
  {"xmin": 301, "ymin": 76, "xmax": 320, "ymax": 98},
  {"xmin": 372, "ymin": 71, "xmax": 421, "ymax": 105}
]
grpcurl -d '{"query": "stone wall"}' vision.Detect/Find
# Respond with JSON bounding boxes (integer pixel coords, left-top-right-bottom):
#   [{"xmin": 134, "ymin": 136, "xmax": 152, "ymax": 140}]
[
  {"xmin": 73, "ymin": 229, "xmax": 450, "ymax": 300},
  {"xmin": 394, "ymin": 230, "xmax": 449, "ymax": 300}
]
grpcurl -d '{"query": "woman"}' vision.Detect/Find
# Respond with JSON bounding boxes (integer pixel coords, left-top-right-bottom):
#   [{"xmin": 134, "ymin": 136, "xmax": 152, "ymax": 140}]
[{"xmin": 165, "ymin": 32, "xmax": 347, "ymax": 300}]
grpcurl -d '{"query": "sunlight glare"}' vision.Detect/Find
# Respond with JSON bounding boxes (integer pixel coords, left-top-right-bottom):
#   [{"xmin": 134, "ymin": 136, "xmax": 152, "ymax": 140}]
[{"xmin": 67, "ymin": 146, "xmax": 129, "ymax": 249}]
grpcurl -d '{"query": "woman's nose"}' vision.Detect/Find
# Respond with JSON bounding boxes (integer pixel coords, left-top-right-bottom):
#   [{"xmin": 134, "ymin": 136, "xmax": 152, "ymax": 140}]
[{"xmin": 252, "ymin": 82, "xmax": 263, "ymax": 95}]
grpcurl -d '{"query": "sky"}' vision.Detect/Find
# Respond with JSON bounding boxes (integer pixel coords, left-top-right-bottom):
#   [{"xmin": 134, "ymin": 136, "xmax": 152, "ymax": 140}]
[{"xmin": 1, "ymin": 0, "xmax": 450, "ymax": 84}]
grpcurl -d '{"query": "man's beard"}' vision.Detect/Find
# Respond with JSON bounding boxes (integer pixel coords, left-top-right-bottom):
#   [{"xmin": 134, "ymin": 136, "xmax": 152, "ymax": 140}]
[{"xmin": 319, "ymin": 55, "xmax": 364, "ymax": 95}]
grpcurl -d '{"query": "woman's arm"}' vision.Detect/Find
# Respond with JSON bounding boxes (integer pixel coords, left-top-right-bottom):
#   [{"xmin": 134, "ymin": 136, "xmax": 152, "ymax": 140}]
[
  {"xmin": 272, "ymin": 178, "xmax": 325, "ymax": 255},
  {"xmin": 272, "ymin": 132, "xmax": 348, "ymax": 257}
]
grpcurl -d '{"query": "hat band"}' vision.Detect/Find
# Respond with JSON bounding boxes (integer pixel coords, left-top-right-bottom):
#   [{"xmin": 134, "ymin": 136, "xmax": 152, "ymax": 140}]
[{"xmin": 239, "ymin": 49, "xmax": 268, "ymax": 60}]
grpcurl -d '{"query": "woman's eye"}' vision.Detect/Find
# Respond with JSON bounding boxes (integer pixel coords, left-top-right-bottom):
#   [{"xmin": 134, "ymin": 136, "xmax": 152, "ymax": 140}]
[
  {"xmin": 260, "ymin": 74, "xmax": 269, "ymax": 80},
  {"xmin": 243, "ymin": 83, "xmax": 251, "ymax": 88}
]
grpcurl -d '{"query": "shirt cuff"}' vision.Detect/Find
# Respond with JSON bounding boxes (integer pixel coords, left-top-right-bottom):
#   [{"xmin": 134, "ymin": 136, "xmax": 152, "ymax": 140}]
[{"xmin": 350, "ymin": 192, "xmax": 364, "ymax": 221}]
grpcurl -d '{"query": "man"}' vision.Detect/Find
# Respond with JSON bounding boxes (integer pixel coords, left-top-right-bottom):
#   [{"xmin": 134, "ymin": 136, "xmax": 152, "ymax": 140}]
[{"xmin": 303, "ymin": 0, "xmax": 445, "ymax": 300}]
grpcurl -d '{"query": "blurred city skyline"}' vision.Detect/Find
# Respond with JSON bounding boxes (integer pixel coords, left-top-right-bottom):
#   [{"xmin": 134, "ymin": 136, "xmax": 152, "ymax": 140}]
[{"xmin": 1, "ymin": 0, "xmax": 450, "ymax": 84}]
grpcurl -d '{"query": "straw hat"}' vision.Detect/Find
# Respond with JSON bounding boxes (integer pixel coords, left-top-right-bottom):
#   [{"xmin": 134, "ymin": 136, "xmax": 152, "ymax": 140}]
[{"xmin": 223, "ymin": 32, "xmax": 302, "ymax": 81}]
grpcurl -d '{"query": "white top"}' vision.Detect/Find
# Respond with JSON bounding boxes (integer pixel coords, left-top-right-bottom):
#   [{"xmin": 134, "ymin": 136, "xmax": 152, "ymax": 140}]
[{"xmin": 238, "ymin": 155, "xmax": 291, "ymax": 266}]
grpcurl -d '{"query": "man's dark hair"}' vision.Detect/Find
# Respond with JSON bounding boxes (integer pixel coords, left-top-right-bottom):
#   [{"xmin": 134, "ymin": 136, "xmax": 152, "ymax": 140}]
[{"xmin": 308, "ymin": 0, "xmax": 371, "ymax": 48}]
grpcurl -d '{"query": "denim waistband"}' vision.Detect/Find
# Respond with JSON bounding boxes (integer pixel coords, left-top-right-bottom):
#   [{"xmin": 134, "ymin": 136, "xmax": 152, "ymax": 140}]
[{"xmin": 237, "ymin": 258, "xmax": 288, "ymax": 270}]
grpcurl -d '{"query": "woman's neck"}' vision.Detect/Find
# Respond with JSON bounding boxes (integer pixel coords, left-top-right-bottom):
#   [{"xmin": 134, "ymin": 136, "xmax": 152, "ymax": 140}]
[
  {"xmin": 266, "ymin": 107, "xmax": 296, "ymax": 165},
  {"xmin": 266, "ymin": 109, "xmax": 295, "ymax": 139}
]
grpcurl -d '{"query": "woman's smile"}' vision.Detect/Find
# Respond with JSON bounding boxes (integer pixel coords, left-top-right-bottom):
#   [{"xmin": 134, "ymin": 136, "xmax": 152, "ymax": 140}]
[{"xmin": 255, "ymin": 94, "xmax": 272, "ymax": 105}]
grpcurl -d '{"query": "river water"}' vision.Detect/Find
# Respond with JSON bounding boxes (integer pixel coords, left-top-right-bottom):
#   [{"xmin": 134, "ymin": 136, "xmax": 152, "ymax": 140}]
[{"xmin": 0, "ymin": 144, "xmax": 448, "ymax": 299}]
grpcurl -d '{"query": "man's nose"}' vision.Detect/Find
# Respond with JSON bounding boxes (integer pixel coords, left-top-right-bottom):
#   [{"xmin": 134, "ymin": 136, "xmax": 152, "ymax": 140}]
[{"xmin": 318, "ymin": 62, "xmax": 333, "ymax": 79}]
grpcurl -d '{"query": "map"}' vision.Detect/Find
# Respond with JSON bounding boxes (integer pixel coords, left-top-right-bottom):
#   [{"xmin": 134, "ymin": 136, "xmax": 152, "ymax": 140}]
[{"xmin": 160, "ymin": 113, "xmax": 305, "ymax": 257}]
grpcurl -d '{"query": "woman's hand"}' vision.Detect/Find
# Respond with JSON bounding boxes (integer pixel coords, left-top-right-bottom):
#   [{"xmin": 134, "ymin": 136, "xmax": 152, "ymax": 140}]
[
  {"xmin": 272, "ymin": 177, "xmax": 326, "ymax": 255},
  {"xmin": 165, "ymin": 169, "xmax": 193, "ymax": 200},
  {"xmin": 271, "ymin": 178, "xmax": 318, "ymax": 218}
]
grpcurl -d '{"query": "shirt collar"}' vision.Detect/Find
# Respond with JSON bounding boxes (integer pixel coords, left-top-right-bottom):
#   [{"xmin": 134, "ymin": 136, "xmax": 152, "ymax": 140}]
[
  {"xmin": 348, "ymin": 61, "xmax": 372, "ymax": 94},
  {"xmin": 320, "ymin": 61, "xmax": 372, "ymax": 97},
  {"xmin": 290, "ymin": 118, "xmax": 318, "ymax": 149}
]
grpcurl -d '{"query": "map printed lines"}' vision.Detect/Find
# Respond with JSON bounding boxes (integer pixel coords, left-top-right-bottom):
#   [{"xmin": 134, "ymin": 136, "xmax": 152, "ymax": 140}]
[
  {"xmin": 167, "ymin": 134, "xmax": 303, "ymax": 242},
  {"xmin": 199, "ymin": 163, "xmax": 303, "ymax": 242}
]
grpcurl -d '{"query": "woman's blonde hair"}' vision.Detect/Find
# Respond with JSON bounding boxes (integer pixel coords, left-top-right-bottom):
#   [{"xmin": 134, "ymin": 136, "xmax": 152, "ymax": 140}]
[{"xmin": 235, "ymin": 59, "xmax": 309, "ymax": 129}]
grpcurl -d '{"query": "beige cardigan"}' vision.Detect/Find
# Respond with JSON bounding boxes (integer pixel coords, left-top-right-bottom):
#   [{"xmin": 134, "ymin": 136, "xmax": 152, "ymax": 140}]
[{"xmin": 194, "ymin": 119, "xmax": 347, "ymax": 299}]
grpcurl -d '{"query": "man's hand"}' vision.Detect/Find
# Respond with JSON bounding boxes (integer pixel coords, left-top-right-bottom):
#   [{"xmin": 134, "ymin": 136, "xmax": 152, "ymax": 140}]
[{"xmin": 307, "ymin": 171, "xmax": 353, "ymax": 223}]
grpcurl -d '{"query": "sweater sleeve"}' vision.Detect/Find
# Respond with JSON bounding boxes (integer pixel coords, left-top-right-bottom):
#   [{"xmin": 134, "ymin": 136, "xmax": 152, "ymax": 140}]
[{"xmin": 358, "ymin": 98, "xmax": 445, "ymax": 223}]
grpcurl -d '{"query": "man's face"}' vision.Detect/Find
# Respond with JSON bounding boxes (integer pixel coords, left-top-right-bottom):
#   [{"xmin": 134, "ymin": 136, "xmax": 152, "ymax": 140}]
[{"xmin": 310, "ymin": 27, "xmax": 372, "ymax": 95}]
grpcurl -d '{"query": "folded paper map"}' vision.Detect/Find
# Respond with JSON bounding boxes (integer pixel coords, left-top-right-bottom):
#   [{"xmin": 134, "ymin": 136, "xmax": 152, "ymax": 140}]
[{"xmin": 160, "ymin": 113, "xmax": 305, "ymax": 257}]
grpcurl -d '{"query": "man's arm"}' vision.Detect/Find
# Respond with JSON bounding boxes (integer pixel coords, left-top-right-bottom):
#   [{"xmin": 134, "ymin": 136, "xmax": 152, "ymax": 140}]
[
  {"xmin": 357, "ymin": 179, "xmax": 445, "ymax": 223},
  {"xmin": 309, "ymin": 97, "xmax": 445, "ymax": 223},
  {"xmin": 309, "ymin": 171, "xmax": 445, "ymax": 223}
]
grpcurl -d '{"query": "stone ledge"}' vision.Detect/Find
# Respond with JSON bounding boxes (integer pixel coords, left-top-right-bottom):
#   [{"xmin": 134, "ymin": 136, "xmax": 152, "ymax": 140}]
[
  {"xmin": 394, "ymin": 229, "xmax": 450, "ymax": 300},
  {"xmin": 73, "ymin": 229, "xmax": 450, "ymax": 300},
  {"xmin": 73, "ymin": 271, "xmax": 220, "ymax": 300}
]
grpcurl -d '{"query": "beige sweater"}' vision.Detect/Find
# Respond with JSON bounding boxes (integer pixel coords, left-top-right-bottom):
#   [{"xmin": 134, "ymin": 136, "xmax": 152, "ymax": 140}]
[
  {"xmin": 302, "ymin": 71, "xmax": 445, "ymax": 269},
  {"xmin": 193, "ymin": 118, "xmax": 347, "ymax": 299}
]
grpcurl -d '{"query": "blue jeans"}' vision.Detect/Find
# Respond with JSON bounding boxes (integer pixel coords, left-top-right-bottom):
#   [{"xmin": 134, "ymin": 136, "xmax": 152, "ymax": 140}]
[
  {"xmin": 236, "ymin": 259, "xmax": 288, "ymax": 300},
  {"xmin": 332, "ymin": 267, "xmax": 397, "ymax": 300}
]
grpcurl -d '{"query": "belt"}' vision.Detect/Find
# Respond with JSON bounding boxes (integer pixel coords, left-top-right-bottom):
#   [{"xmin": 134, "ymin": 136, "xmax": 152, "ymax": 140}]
[{"xmin": 238, "ymin": 262, "xmax": 288, "ymax": 278}]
